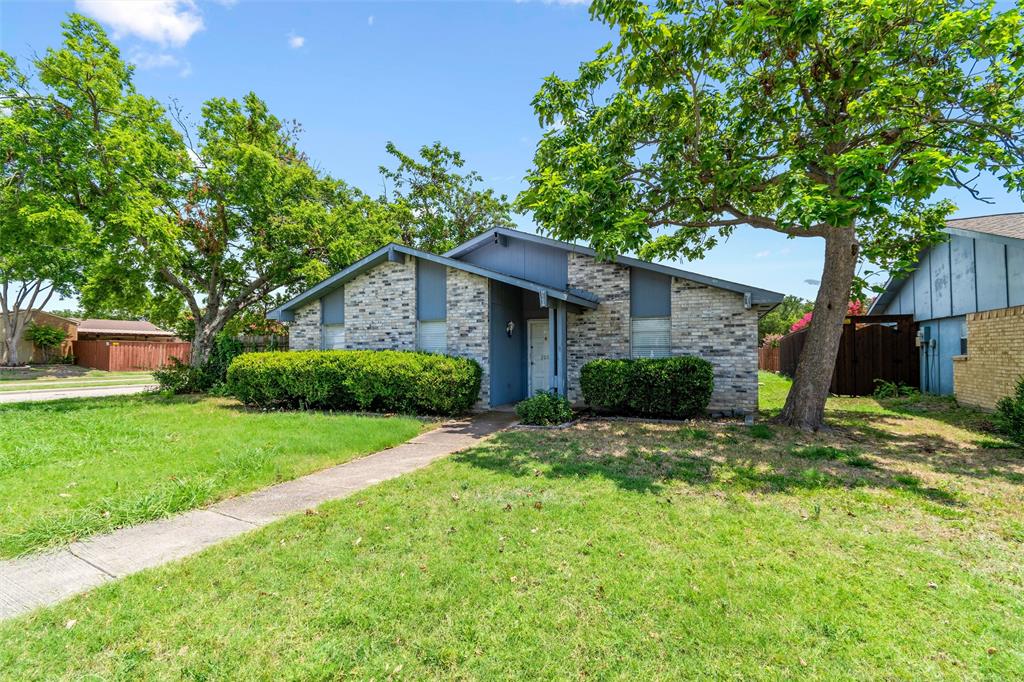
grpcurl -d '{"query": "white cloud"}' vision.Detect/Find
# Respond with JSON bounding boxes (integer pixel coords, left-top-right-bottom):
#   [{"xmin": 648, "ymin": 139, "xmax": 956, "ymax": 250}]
[
  {"xmin": 287, "ymin": 32, "xmax": 305, "ymax": 49},
  {"xmin": 755, "ymin": 250, "xmax": 772, "ymax": 258},
  {"xmin": 76, "ymin": 0, "xmax": 204, "ymax": 47},
  {"xmin": 367, "ymin": 15, "xmax": 375, "ymax": 26},
  {"xmin": 129, "ymin": 49, "xmax": 192, "ymax": 77}
]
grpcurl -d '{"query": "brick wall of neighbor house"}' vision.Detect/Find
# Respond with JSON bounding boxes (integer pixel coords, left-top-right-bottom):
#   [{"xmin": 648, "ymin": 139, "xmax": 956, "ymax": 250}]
[
  {"xmin": 565, "ymin": 253, "xmax": 631, "ymax": 403},
  {"xmin": 345, "ymin": 258, "xmax": 417, "ymax": 350},
  {"xmin": 953, "ymin": 304, "xmax": 1024, "ymax": 410},
  {"xmin": 447, "ymin": 267, "xmax": 490, "ymax": 408},
  {"xmin": 288, "ymin": 300, "xmax": 321, "ymax": 351},
  {"xmin": 671, "ymin": 279, "xmax": 759, "ymax": 414}
]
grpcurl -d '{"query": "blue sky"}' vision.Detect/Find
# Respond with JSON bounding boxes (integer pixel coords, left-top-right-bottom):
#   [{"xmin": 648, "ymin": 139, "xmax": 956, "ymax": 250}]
[{"xmin": 3, "ymin": 0, "xmax": 1023, "ymax": 309}]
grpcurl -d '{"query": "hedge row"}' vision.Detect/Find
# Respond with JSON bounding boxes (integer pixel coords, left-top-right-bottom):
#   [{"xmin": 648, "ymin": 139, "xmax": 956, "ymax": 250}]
[
  {"xmin": 580, "ymin": 356, "xmax": 714, "ymax": 418},
  {"xmin": 227, "ymin": 350, "xmax": 482, "ymax": 415}
]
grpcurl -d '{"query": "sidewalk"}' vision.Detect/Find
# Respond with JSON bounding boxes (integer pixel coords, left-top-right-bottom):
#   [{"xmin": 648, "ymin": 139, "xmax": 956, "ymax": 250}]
[{"xmin": 0, "ymin": 411, "xmax": 515, "ymax": 621}]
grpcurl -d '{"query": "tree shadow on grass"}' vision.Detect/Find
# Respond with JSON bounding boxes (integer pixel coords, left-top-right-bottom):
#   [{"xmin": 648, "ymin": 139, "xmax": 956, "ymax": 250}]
[
  {"xmin": 454, "ymin": 418, "xmax": 1018, "ymax": 508},
  {"xmin": 0, "ymin": 392, "xmax": 204, "ymax": 415}
]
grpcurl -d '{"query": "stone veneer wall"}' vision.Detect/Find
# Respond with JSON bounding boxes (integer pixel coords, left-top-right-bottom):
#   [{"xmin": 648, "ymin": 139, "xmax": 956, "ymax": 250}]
[
  {"xmin": 446, "ymin": 267, "xmax": 490, "ymax": 408},
  {"xmin": 565, "ymin": 253, "xmax": 631, "ymax": 403},
  {"xmin": 671, "ymin": 279, "xmax": 758, "ymax": 414},
  {"xmin": 565, "ymin": 252, "xmax": 758, "ymax": 413},
  {"xmin": 953, "ymin": 304, "xmax": 1024, "ymax": 410},
  {"xmin": 288, "ymin": 299, "xmax": 321, "ymax": 351},
  {"xmin": 344, "ymin": 258, "xmax": 417, "ymax": 351}
]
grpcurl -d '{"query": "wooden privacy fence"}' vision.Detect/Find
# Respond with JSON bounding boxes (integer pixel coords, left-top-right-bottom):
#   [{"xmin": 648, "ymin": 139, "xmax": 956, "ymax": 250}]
[
  {"xmin": 74, "ymin": 340, "xmax": 191, "ymax": 371},
  {"xmin": 758, "ymin": 345, "xmax": 781, "ymax": 372},
  {"xmin": 763, "ymin": 315, "xmax": 919, "ymax": 396}
]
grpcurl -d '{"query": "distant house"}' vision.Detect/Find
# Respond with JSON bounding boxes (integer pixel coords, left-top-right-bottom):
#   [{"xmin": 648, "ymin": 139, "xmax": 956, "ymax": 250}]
[
  {"xmin": 869, "ymin": 213, "xmax": 1024, "ymax": 399},
  {"xmin": 269, "ymin": 228, "xmax": 784, "ymax": 413},
  {"xmin": 75, "ymin": 319, "xmax": 180, "ymax": 343},
  {"xmin": 0, "ymin": 311, "xmax": 78, "ymax": 364}
]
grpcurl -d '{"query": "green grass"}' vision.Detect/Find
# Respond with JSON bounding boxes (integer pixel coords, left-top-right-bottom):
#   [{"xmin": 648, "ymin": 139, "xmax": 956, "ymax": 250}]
[
  {"xmin": 0, "ymin": 395, "xmax": 426, "ymax": 557},
  {"xmin": 2, "ymin": 378, "xmax": 1023, "ymax": 679}
]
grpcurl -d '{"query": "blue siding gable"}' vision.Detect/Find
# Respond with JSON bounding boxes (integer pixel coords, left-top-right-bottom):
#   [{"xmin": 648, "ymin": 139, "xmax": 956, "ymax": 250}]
[
  {"xmin": 456, "ymin": 236, "xmax": 568, "ymax": 290},
  {"xmin": 321, "ymin": 287, "xmax": 345, "ymax": 324},
  {"xmin": 880, "ymin": 232, "xmax": 1023, "ymax": 321}
]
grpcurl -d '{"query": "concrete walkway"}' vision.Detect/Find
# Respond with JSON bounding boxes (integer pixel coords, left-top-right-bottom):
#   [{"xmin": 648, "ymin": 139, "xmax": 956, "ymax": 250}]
[
  {"xmin": 0, "ymin": 383, "xmax": 157, "ymax": 403},
  {"xmin": 0, "ymin": 411, "xmax": 515, "ymax": 621}
]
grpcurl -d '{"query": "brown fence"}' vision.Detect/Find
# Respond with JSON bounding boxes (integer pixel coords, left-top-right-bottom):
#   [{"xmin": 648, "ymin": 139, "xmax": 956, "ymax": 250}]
[
  {"xmin": 758, "ymin": 345, "xmax": 781, "ymax": 372},
  {"xmin": 74, "ymin": 340, "xmax": 191, "ymax": 371},
  {"xmin": 766, "ymin": 315, "xmax": 918, "ymax": 396},
  {"xmin": 237, "ymin": 334, "xmax": 288, "ymax": 352}
]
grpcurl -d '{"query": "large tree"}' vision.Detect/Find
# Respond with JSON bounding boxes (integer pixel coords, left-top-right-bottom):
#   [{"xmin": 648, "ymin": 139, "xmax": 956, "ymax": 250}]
[
  {"xmin": 0, "ymin": 15, "xmax": 182, "ymax": 365},
  {"xmin": 110, "ymin": 93, "xmax": 393, "ymax": 366},
  {"xmin": 519, "ymin": 0, "xmax": 1024, "ymax": 429},
  {"xmin": 380, "ymin": 141, "xmax": 516, "ymax": 253}
]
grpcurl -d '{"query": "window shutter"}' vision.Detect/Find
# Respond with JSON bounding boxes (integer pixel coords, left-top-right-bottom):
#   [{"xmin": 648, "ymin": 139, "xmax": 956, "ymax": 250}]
[
  {"xmin": 417, "ymin": 321, "xmax": 447, "ymax": 355},
  {"xmin": 323, "ymin": 324, "xmax": 345, "ymax": 350},
  {"xmin": 631, "ymin": 318, "xmax": 671, "ymax": 358}
]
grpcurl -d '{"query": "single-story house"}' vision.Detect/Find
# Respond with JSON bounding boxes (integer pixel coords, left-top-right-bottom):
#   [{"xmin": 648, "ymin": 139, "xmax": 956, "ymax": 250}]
[
  {"xmin": 869, "ymin": 213, "xmax": 1024, "ymax": 398},
  {"xmin": 74, "ymin": 319, "xmax": 180, "ymax": 343},
  {"xmin": 0, "ymin": 310, "xmax": 78, "ymax": 364},
  {"xmin": 270, "ymin": 228, "xmax": 784, "ymax": 413}
]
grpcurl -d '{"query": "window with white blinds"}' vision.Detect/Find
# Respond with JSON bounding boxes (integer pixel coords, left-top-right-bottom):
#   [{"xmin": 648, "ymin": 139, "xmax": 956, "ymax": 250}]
[
  {"xmin": 417, "ymin": 320, "xmax": 447, "ymax": 355},
  {"xmin": 323, "ymin": 324, "xmax": 345, "ymax": 350},
  {"xmin": 631, "ymin": 317, "xmax": 671, "ymax": 358}
]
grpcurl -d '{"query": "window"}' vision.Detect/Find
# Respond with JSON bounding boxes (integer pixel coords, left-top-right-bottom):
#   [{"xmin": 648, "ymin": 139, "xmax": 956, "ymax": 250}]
[
  {"xmin": 416, "ymin": 259, "xmax": 448, "ymax": 354},
  {"xmin": 960, "ymin": 319, "xmax": 968, "ymax": 355},
  {"xmin": 630, "ymin": 268, "xmax": 672, "ymax": 358},
  {"xmin": 631, "ymin": 318, "xmax": 672, "ymax": 358},
  {"xmin": 320, "ymin": 287, "xmax": 345, "ymax": 350},
  {"xmin": 323, "ymin": 324, "xmax": 345, "ymax": 350},
  {"xmin": 417, "ymin": 320, "xmax": 447, "ymax": 354}
]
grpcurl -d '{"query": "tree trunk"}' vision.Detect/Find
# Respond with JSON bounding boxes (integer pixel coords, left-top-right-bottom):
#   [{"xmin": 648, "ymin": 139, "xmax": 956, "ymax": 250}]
[
  {"xmin": 190, "ymin": 327, "xmax": 216, "ymax": 368},
  {"xmin": 775, "ymin": 227, "xmax": 859, "ymax": 430},
  {"xmin": 2, "ymin": 328, "xmax": 22, "ymax": 367}
]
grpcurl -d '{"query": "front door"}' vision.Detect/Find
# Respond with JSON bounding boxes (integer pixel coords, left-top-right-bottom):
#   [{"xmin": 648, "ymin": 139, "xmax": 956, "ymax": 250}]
[{"xmin": 527, "ymin": 319, "xmax": 551, "ymax": 396}]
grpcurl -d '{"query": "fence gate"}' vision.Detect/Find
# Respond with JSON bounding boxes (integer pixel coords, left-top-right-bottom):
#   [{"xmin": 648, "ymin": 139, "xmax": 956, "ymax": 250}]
[{"xmin": 769, "ymin": 315, "xmax": 919, "ymax": 396}]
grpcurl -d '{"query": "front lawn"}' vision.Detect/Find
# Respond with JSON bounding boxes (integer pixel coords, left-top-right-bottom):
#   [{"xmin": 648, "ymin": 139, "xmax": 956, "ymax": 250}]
[
  {"xmin": 2, "ymin": 378, "xmax": 1022, "ymax": 678},
  {"xmin": 0, "ymin": 395, "xmax": 426, "ymax": 558}
]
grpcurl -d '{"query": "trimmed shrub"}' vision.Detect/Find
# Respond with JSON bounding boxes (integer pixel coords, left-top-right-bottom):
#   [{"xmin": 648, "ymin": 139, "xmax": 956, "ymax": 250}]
[
  {"xmin": 227, "ymin": 350, "xmax": 482, "ymax": 416},
  {"xmin": 580, "ymin": 356, "xmax": 714, "ymax": 419},
  {"xmin": 516, "ymin": 391, "xmax": 573, "ymax": 426},
  {"xmin": 994, "ymin": 374, "xmax": 1024, "ymax": 445}
]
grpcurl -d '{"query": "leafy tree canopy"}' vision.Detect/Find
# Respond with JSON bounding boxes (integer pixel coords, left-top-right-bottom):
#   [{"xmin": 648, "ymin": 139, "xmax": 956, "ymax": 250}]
[
  {"xmin": 520, "ymin": 0, "xmax": 1024, "ymax": 428},
  {"xmin": 380, "ymin": 141, "xmax": 516, "ymax": 253}
]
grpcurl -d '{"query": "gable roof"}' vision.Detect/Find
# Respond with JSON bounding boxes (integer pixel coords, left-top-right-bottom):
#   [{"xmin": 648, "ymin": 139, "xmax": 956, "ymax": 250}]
[
  {"xmin": 76, "ymin": 319, "xmax": 176, "ymax": 336},
  {"xmin": 445, "ymin": 228, "xmax": 784, "ymax": 306},
  {"xmin": 868, "ymin": 212, "xmax": 1024, "ymax": 314},
  {"xmin": 268, "ymin": 243, "xmax": 601, "ymax": 321}
]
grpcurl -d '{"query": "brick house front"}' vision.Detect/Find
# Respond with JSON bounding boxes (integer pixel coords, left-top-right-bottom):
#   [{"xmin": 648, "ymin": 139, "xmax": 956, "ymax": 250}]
[{"xmin": 269, "ymin": 228, "xmax": 784, "ymax": 413}]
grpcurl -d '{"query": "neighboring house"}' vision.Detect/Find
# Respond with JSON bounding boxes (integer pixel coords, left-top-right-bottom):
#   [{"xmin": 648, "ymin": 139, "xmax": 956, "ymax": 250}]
[
  {"xmin": 269, "ymin": 228, "xmax": 784, "ymax": 413},
  {"xmin": 0, "ymin": 310, "xmax": 78, "ymax": 364},
  {"xmin": 869, "ymin": 213, "xmax": 1024, "ymax": 397},
  {"xmin": 75, "ymin": 319, "xmax": 180, "ymax": 343}
]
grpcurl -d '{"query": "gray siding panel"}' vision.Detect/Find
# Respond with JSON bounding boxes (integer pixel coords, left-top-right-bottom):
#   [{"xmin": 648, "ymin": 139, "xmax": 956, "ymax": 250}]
[
  {"xmin": 459, "ymin": 238, "xmax": 568, "ymax": 290},
  {"xmin": 630, "ymin": 268, "xmax": 671, "ymax": 317},
  {"xmin": 416, "ymin": 259, "xmax": 447, "ymax": 321},
  {"xmin": 975, "ymin": 239, "xmax": 1008, "ymax": 312},
  {"xmin": 929, "ymin": 241, "xmax": 952, "ymax": 319},
  {"xmin": 489, "ymin": 282, "xmax": 526, "ymax": 405},
  {"xmin": 1008, "ymin": 242, "xmax": 1024, "ymax": 307},
  {"xmin": 912, "ymin": 251, "xmax": 932, "ymax": 321},
  {"xmin": 950, "ymin": 235, "xmax": 977, "ymax": 316},
  {"xmin": 321, "ymin": 287, "xmax": 345, "ymax": 325}
]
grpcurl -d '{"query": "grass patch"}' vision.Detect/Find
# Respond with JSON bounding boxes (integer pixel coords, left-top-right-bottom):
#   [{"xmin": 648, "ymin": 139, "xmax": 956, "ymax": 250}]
[
  {"xmin": 2, "ymin": 416, "xmax": 1022, "ymax": 679},
  {"xmin": 748, "ymin": 424, "xmax": 774, "ymax": 439},
  {"xmin": 0, "ymin": 395, "xmax": 426, "ymax": 557},
  {"xmin": 2, "ymin": 373, "xmax": 1023, "ymax": 678}
]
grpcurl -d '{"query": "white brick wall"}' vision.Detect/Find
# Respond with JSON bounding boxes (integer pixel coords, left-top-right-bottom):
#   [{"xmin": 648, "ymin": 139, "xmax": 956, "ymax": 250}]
[
  {"xmin": 289, "ymin": 300, "xmax": 321, "ymax": 351},
  {"xmin": 447, "ymin": 267, "xmax": 490, "ymax": 409},
  {"xmin": 344, "ymin": 258, "xmax": 416, "ymax": 350}
]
